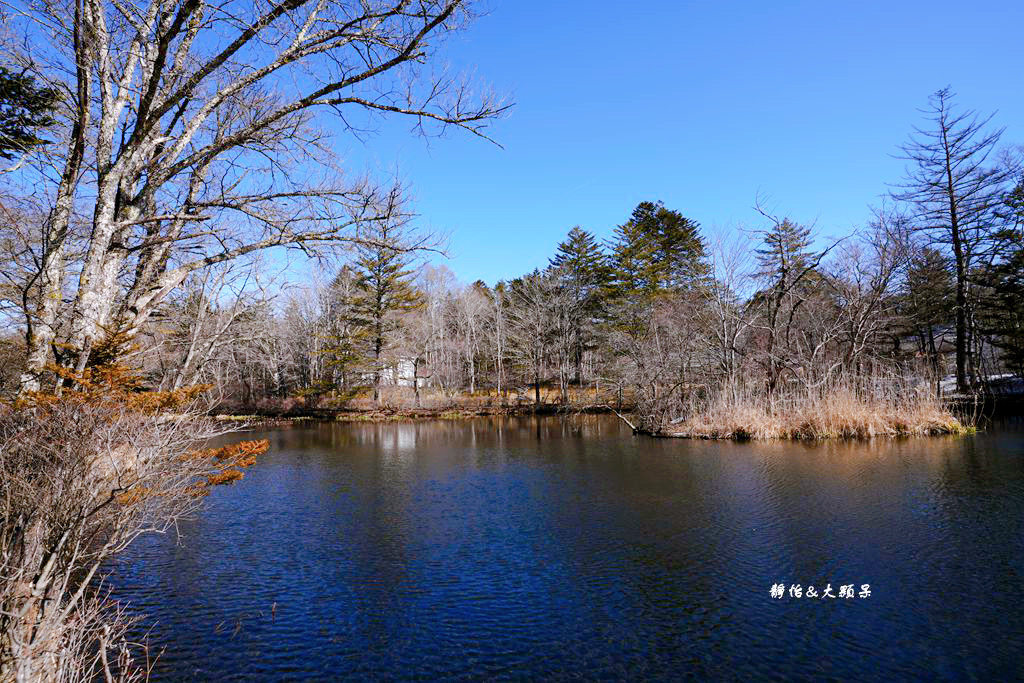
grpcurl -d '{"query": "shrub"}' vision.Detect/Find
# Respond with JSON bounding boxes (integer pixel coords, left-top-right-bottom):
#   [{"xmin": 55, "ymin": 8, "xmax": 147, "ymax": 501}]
[{"xmin": 1, "ymin": 366, "xmax": 266, "ymax": 681}]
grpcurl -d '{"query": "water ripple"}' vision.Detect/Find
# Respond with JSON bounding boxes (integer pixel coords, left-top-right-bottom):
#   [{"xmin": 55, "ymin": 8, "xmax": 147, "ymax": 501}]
[{"xmin": 106, "ymin": 417, "xmax": 1024, "ymax": 680}]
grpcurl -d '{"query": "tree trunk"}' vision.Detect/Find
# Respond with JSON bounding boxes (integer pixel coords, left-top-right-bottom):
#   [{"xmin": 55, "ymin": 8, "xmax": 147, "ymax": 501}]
[
  {"xmin": 927, "ymin": 323, "xmax": 940, "ymax": 397},
  {"xmin": 534, "ymin": 363, "xmax": 541, "ymax": 407},
  {"xmin": 373, "ymin": 324, "xmax": 383, "ymax": 406},
  {"xmin": 414, "ymin": 357, "xmax": 421, "ymax": 408},
  {"xmin": 19, "ymin": 9, "xmax": 91, "ymax": 392},
  {"xmin": 575, "ymin": 342, "xmax": 584, "ymax": 387},
  {"xmin": 944, "ymin": 129, "xmax": 970, "ymax": 394}
]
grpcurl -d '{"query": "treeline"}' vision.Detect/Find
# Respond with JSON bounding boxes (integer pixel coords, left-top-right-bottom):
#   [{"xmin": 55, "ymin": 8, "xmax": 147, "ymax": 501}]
[
  {"xmin": 2, "ymin": 88, "xmax": 1022, "ymax": 429},
  {"xmin": 126, "ymin": 192, "xmax": 1021, "ymax": 423},
  {"xmin": 135, "ymin": 201, "xmax": 715, "ymax": 411},
  {"xmin": 100, "ymin": 95, "xmax": 1020, "ymax": 425}
]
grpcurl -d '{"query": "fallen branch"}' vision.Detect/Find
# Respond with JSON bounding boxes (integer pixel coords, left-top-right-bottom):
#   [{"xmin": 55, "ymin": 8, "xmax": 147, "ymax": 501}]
[{"xmin": 606, "ymin": 405, "xmax": 639, "ymax": 433}]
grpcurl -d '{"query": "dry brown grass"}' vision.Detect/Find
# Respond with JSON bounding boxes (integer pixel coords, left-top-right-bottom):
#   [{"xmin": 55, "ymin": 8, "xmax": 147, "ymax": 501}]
[{"xmin": 664, "ymin": 377, "xmax": 967, "ymax": 440}]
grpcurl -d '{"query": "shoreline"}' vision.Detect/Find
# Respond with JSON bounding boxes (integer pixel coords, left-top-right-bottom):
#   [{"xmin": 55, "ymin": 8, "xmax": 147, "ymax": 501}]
[
  {"xmin": 649, "ymin": 421, "xmax": 973, "ymax": 441},
  {"xmin": 214, "ymin": 394, "xmax": 1021, "ymax": 438},
  {"xmin": 213, "ymin": 404, "xmax": 615, "ymax": 427}
]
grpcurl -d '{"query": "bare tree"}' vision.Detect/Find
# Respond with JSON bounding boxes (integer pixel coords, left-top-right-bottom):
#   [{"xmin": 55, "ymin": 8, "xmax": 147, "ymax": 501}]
[
  {"xmin": 453, "ymin": 281, "xmax": 490, "ymax": 394},
  {"xmin": 505, "ymin": 270, "xmax": 557, "ymax": 407},
  {"xmin": 418, "ymin": 264, "xmax": 459, "ymax": 392},
  {"xmin": 490, "ymin": 282, "xmax": 507, "ymax": 401},
  {"xmin": 143, "ymin": 259, "xmax": 279, "ymax": 394},
  {"xmin": 829, "ymin": 209, "xmax": 908, "ymax": 371},
  {"xmin": 699, "ymin": 232, "xmax": 755, "ymax": 382},
  {"xmin": 891, "ymin": 87, "xmax": 1015, "ymax": 392},
  {"xmin": 7, "ymin": 0, "xmax": 507, "ymax": 391}
]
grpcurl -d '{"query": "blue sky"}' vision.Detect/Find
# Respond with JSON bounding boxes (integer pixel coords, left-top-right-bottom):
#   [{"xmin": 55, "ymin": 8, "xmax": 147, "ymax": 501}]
[{"xmin": 330, "ymin": 0, "xmax": 1024, "ymax": 286}]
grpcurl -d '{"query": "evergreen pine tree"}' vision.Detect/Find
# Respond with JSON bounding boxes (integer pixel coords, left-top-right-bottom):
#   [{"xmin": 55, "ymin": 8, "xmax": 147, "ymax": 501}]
[
  {"xmin": 321, "ymin": 265, "xmax": 367, "ymax": 394},
  {"xmin": 607, "ymin": 201, "xmax": 707, "ymax": 298},
  {"xmin": 648, "ymin": 204, "xmax": 708, "ymax": 288},
  {"xmin": 750, "ymin": 217, "xmax": 830, "ymax": 397},
  {"xmin": 0, "ymin": 66, "xmax": 57, "ymax": 159},
  {"xmin": 755, "ymin": 218, "xmax": 813, "ymax": 287},
  {"xmin": 901, "ymin": 247, "xmax": 955, "ymax": 380},
  {"xmin": 550, "ymin": 226, "xmax": 610, "ymax": 292},
  {"xmin": 975, "ymin": 230, "xmax": 1024, "ymax": 377},
  {"xmin": 349, "ymin": 224, "xmax": 423, "ymax": 405},
  {"xmin": 608, "ymin": 213, "xmax": 657, "ymax": 297},
  {"xmin": 549, "ymin": 226, "xmax": 611, "ymax": 384}
]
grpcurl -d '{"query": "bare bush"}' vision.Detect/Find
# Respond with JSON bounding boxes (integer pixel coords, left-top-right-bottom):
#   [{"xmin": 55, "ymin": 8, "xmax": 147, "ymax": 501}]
[{"xmin": 1, "ymin": 375, "xmax": 266, "ymax": 681}]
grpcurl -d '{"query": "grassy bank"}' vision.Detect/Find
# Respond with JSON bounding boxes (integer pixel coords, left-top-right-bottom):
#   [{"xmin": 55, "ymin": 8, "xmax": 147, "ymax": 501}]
[{"xmin": 651, "ymin": 382, "xmax": 968, "ymax": 440}]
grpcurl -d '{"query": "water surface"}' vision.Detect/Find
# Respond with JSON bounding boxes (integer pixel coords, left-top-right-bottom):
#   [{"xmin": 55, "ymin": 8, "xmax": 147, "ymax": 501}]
[{"xmin": 111, "ymin": 416, "xmax": 1024, "ymax": 679}]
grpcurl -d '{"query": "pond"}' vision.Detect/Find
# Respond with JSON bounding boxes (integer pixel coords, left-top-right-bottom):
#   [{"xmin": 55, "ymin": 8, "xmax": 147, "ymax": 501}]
[{"xmin": 109, "ymin": 415, "xmax": 1024, "ymax": 679}]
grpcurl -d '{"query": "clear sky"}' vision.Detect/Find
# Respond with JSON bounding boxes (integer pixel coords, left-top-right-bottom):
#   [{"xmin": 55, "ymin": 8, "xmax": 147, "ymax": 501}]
[{"xmin": 330, "ymin": 0, "xmax": 1024, "ymax": 286}]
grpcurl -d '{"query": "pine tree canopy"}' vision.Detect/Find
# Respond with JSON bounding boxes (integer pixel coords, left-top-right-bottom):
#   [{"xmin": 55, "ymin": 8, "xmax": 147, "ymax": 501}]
[
  {"xmin": 976, "ymin": 237, "xmax": 1024, "ymax": 374},
  {"xmin": 0, "ymin": 66, "xmax": 57, "ymax": 159},
  {"xmin": 550, "ymin": 226, "xmax": 611, "ymax": 295},
  {"xmin": 902, "ymin": 247, "xmax": 954, "ymax": 331},
  {"xmin": 755, "ymin": 218, "xmax": 814, "ymax": 286},
  {"xmin": 607, "ymin": 201, "xmax": 707, "ymax": 297}
]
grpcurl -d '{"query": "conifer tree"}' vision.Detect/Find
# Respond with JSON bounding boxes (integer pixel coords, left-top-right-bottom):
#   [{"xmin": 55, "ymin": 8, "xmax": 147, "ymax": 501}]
[
  {"xmin": 751, "ymin": 215, "xmax": 835, "ymax": 398},
  {"xmin": 550, "ymin": 226, "xmax": 610, "ymax": 294},
  {"xmin": 607, "ymin": 201, "xmax": 707, "ymax": 298},
  {"xmin": 0, "ymin": 66, "xmax": 57, "ymax": 159},
  {"xmin": 549, "ymin": 226, "xmax": 610, "ymax": 383},
  {"xmin": 976, "ymin": 242, "xmax": 1024, "ymax": 377},
  {"xmin": 608, "ymin": 212, "xmax": 657, "ymax": 297},
  {"xmin": 349, "ymin": 223, "xmax": 423, "ymax": 405},
  {"xmin": 755, "ymin": 218, "xmax": 814, "ymax": 288},
  {"xmin": 322, "ymin": 265, "xmax": 366, "ymax": 394},
  {"xmin": 647, "ymin": 204, "xmax": 708, "ymax": 289},
  {"xmin": 901, "ymin": 247, "xmax": 955, "ymax": 378},
  {"xmin": 975, "ymin": 182, "xmax": 1024, "ymax": 377}
]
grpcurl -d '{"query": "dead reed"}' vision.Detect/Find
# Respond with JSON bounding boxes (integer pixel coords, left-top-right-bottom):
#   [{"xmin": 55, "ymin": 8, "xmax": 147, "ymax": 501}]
[{"xmin": 664, "ymin": 374, "xmax": 967, "ymax": 440}]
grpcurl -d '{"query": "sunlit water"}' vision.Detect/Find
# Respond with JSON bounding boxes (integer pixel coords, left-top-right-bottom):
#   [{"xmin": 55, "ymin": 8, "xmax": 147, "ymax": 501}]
[{"xmin": 108, "ymin": 416, "xmax": 1024, "ymax": 680}]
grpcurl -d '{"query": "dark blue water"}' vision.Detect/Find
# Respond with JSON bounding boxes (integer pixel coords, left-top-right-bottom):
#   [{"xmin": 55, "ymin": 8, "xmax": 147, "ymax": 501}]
[{"xmin": 109, "ymin": 416, "xmax": 1024, "ymax": 680}]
